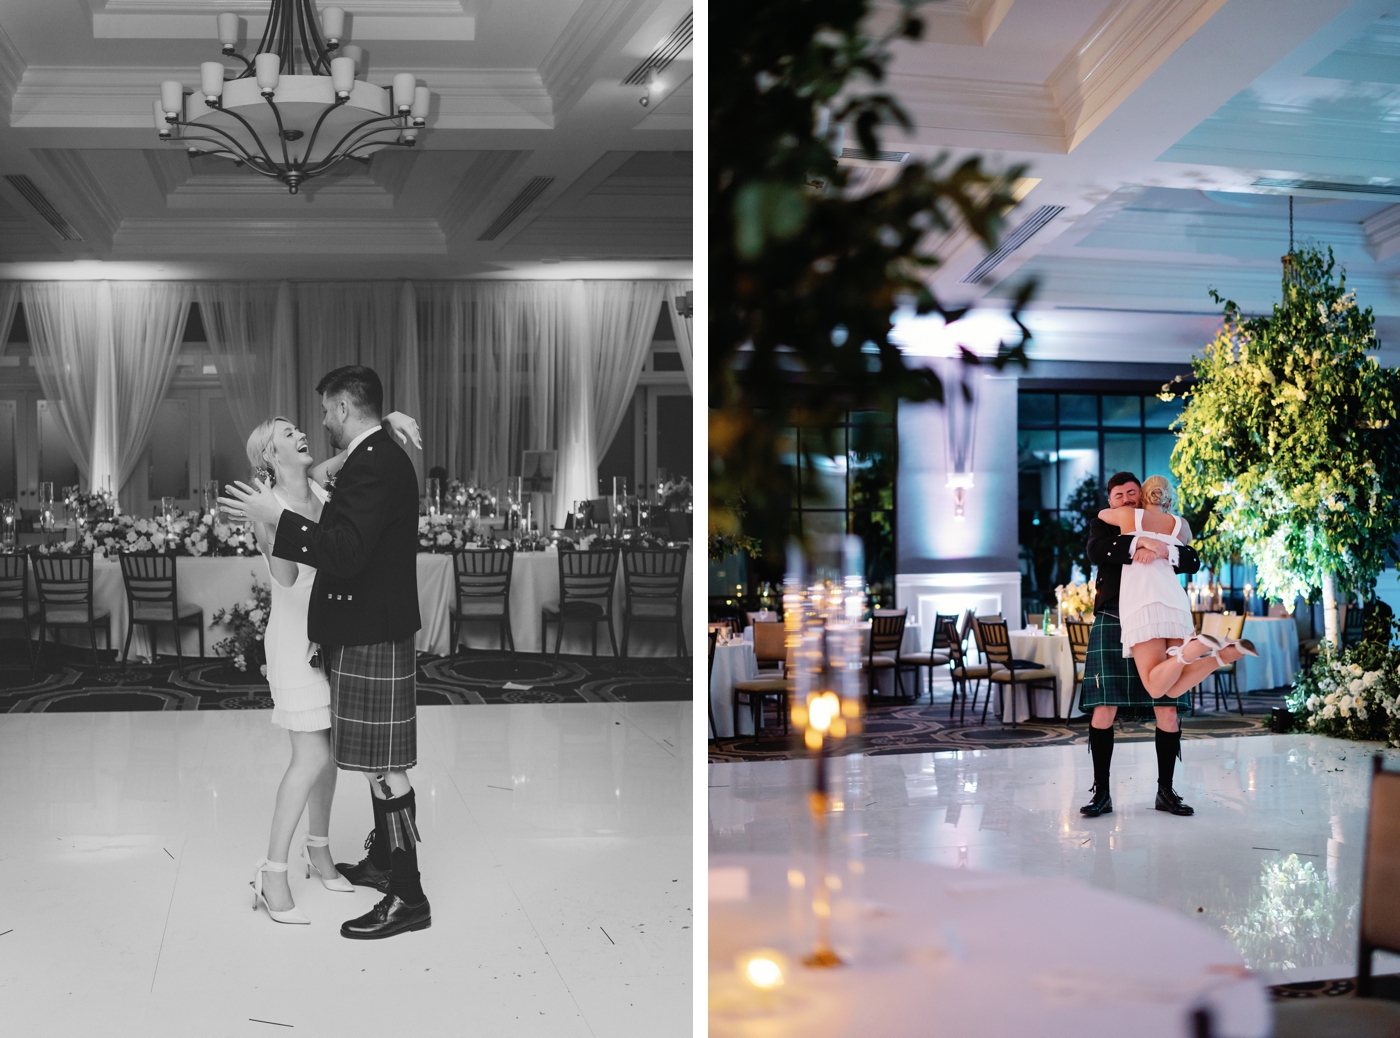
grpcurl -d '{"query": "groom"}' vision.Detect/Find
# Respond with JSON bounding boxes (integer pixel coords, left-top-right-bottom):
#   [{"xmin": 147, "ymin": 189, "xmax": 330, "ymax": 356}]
[{"xmin": 225, "ymin": 365, "xmax": 428, "ymax": 939}]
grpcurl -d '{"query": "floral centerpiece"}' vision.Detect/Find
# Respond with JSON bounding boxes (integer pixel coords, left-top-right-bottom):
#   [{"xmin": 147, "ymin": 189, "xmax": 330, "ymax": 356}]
[
  {"xmin": 1056, "ymin": 579, "xmax": 1095, "ymax": 621},
  {"xmin": 659, "ymin": 476, "xmax": 692, "ymax": 511},
  {"xmin": 65, "ymin": 487, "xmax": 119, "ymax": 520},
  {"xmin": 30, "ymin": 510, "xmax": 259, "ymax": 558},
  {"xmin": 444, "ymin": 479, "xmax": 494, "ymax": 515},
  {"xmin": 210, "ymin": 582, "xmax": 270, "ymax": 676},
  {"xmin": 1286, "ymin": 625, "xmax": 1400, "ymax": 745}
]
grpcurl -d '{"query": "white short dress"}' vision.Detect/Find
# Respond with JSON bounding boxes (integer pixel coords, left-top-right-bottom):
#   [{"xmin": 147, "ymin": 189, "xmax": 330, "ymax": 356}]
[
  {"xmin": 264, "ymin": 482, "xmax": 331, "ymax": 731},
  {"xmin": 1119, "ymin": 509, "xmax": 1194, "ymax": 657}
]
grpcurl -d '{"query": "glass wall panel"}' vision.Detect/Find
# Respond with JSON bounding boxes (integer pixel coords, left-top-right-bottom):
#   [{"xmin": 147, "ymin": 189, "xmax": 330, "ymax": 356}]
[
  {"xmin": 147, "ymin": 399, "xmax": 191, "ymax": 500},
  {"xmin": 1056, "ymin": 430, "xmax": 1098, "ymax": 509},
  {"xmin": 851, "ymin": 509, "xmax": 894, "ymax": 602},
  {"xmin": 1059, "ymin": 394, "xmax": 1098, "ymax": 426},
  {"xmin": 1018, "ymin": 392, "xmax": 1054, "ymax": 426},
  {"xmin": 1017, "ymin": 430, "xmax": 1058, "ymax": 511},
  {"xmin": 1102, "ymin": 395, "xmax": 1142, "ymax": 427},
  {"xmin": 1145, "ymin": 433, "xmax": 1177, "ymax": 487},
  {"xmin": 1103, "ymin": 433, "xmax": 1143, "ymax": 485},
  {"xmin": 0, "ymin": 401, "xmax": 14, "ymax": 499},
  {"xmin": 1144, "ymin": 394, "xmax": 1185, "ymax": 429},
  {"xmin": 37, "ymin": 401, "xmax": 80, "ymax": 491},
  {"xmin": 799, "ymin": 427, "xmax": 847, "ymax": 508},
  {"xmin": 849, "ymin": 422, "xmax": 895, "ymax": 512}
]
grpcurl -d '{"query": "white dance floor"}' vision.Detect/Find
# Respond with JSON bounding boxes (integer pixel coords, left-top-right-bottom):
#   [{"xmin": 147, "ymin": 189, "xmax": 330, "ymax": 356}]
[
  {"xmin": 0, "ymin": 702, "xmax": 691, "ymax": 1038},
  {"xmin": 709, "ymin": 733, "xmax": 1400, "ymax": 986}
]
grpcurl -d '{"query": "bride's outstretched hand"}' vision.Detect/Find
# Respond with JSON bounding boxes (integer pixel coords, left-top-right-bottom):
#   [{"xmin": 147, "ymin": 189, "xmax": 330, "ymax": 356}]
[
  {"xmin": 384, "ymin": 412, "xmax": 422, "ymax": 450},
  {"xmin": 219, "ymin": 477, "xmax": 281, "ymax": 526}
]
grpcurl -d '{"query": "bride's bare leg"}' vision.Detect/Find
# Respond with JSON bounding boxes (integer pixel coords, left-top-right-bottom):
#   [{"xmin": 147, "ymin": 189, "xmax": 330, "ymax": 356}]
[
  {"xmin": 1132, "ymin": 638, "xmax": 1212, "ymax": 698},
  {"xmin": 1156, "ymin": 643, "xmax": 1244, "ymax": 701}
]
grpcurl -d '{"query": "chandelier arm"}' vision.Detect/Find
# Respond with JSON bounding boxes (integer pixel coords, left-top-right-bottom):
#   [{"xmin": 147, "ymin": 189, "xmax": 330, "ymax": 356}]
[
  {"xmin": 281, "ymin": 0, "xmax": 297, "ymax": 75},
  {"xmin": 169, "ymin": 133, "xmax": 275, "ymax": 174},
  {"xmin": 262, "ymin": 95, "xmax": 296, "ymax": 168},
  {"xmin": 195, "ymin": 105, "xmax": 285, "ymax": 170},
  {"xmin": 303, "ymin": 113, "xmax": 408, "ymax": 174},
  {"xmin": 296, "ymin": 95, "xmax": 351, "ymax": 170},
  {"xmin": 341, "ymin": 140, "xmax": 415, "ymax": 161},
  {"xmin": 257, "ymin": 0, "xmax": 282, "ymax": 67},
  {"xmin": 294, "ymin": 0, "xmax": 332, "ymax": 76},
  {"xmin": 299, "ymin": 123, "xmax": 406, "ymax": 176},
  {"xmin": 224, "ymin": 53, "xmax": 256, "ymax": 80}
]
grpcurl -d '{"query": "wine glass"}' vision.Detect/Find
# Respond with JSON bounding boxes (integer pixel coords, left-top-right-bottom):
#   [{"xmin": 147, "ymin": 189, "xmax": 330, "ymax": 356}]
[
  {"xmin": 38, "ymin": 482, "xmax": 54, "ymax": 532},
  {"xmin": 0, "ymin": 499, "xmax": 16, "ymax": 549}
]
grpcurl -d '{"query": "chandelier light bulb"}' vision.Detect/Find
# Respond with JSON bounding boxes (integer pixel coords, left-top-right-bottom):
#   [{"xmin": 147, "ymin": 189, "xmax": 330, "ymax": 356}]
[
  {"xmin": 340, "ymin": 44, "xmax": 362, "ymax": 70},
  {"xmin": 153, "ymin": 99, "xmax": 172, "ymax": 138},
  {"xmin": 392, "ymin": 73, "xmax": 416, "ymax": 113},
  {"xmin": 254, "ymin": 53, "xmax": 281, "ymax": 95},
  {"xmin": 200, "ymin": 62, "xmax": 226, "ymax": 102},
  {"xmin": 411, "ymin": 86, "xmax": 430, "ymax": 125},
  {"xmin": 320, "ymin": 6, "xmax": 345, "ymax": 44},
  {"xmin": 399, "ymin": 127, "xmax": 418, "ymax": 145},
  {"xmin": 217, "ymin": 13, "xmax": 239, "ymax": 49},
  {"xmin": 160, "ymin": 80, "xmax": 185, "ymax": 117},
  {"xmin": 330, "ymin": 56, "xmax": 355, "ymax": 97}
]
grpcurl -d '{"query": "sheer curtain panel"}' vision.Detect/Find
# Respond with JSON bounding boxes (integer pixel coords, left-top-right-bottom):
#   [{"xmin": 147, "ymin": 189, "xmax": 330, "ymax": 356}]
[
  {"xmin": 108, "ymin": 282, "xmax": 193, "ymax": 491},
  {"xmin": 22, "ymin": 281, "xmax": 108, "ymax": 486},
  {"xmin": 195, "ymin": 281, "xmax": 295, "ymax": 437}
]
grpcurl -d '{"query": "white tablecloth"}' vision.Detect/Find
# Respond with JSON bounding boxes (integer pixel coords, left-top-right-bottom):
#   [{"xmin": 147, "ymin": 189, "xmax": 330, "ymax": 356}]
[
  {"xmin": 710, "ymin": 642, "xmax": 760, "ymax": 738},
  {"xmin": 1004, "ymin": 630, "xmax": 1077, "ymax": 722},
  {"xmin": 709, "ymin": 854, "xmax": 1269, "ymax": 1038},
  {"xmin": 38, "ymin": 548, "xmax": 692, "ymax": 663},
  {"xmin": 1236, "ymin": 616, "xmax": 1299, "ymax": 693}
]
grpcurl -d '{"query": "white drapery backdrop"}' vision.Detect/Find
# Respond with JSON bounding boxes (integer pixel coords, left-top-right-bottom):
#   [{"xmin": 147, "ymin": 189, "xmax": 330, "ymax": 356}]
[
  {"xmin": 195, "ymin": 281, "xmax": 299, "ymax": 437},
  {"xmin": 22, "ymin": 281, "xmax": 192, "ymax": 493}
]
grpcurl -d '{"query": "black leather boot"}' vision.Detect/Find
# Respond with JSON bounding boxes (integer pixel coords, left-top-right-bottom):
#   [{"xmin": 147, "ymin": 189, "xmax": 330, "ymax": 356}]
[
  {"xmin": 1080, "ymin": 784, "xmax": 1113, "ymax": 816},
  {"xmin": 335, "ymin": 828, "xmax": 392, "ymax": 894},
  {"xmin": 1155, "ymin": 785, "xmax": 1194, "ymax": 816}
]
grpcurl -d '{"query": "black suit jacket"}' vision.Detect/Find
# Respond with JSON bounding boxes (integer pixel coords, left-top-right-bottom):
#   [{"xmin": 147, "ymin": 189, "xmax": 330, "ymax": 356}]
[
  {"xmin": 272, "ymin": 427, "xmax": 421, "ymax": 647},
  {"xmin": 1088, "ymin": 516, "xmax": 1200, "ymax": 613}
]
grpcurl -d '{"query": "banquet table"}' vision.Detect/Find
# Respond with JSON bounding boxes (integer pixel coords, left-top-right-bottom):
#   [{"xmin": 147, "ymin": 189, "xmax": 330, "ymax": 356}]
[
  {"xmin": 709, "ymin": 854, "xmax": 1269, "ymax": 1038},
  {"xmin": 1004, "ymin": 629, "xmax": 1078, "ymax": 723},
  {"xmin": 1234, "ymin": 616, "xmax": 1299, "ymax": 694},
  {"xmin": 34, "ymin": 547, "xmax": 692, "ymax": 663}
]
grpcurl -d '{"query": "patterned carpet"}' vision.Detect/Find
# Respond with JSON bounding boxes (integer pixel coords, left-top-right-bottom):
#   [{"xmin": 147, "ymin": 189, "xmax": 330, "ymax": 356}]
[
  {"xmin": 709, "ymin": 678, "xmax": 1285, "ymax": 762},
  {"xmin": 0, "ymin": 639, "xmax": 690, "ymax": 711},
  {"xmin": 1270, "ymin": 976, "xmax": 1400, "ymax": 1001}
]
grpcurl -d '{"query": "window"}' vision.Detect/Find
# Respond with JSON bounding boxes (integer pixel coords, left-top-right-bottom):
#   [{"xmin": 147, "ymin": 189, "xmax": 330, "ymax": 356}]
[
  {"xmin": 1017, "ymin": 391, "xmax": 1184, "ymax": 611},
  {"xmin": 789, "ymin": 409, "xmax": 897, "ymax": 606}
]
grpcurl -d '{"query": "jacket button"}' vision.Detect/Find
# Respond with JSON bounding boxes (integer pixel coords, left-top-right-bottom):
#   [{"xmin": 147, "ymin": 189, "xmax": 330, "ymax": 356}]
[
  {"xmin": 302, "ymin": 525, "xmax": 308, "ymax": 531},
  {"xmin": 301, "ymin": 547, "xmax": 307, "ymax": 553}
]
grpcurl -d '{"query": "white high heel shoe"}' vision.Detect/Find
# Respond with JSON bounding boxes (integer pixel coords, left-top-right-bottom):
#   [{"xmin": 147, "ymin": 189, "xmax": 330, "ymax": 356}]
[
  {"xmin": 1166, "ymin": 633, "xmax": 1221, "ymax": 662},
  {"xmin": 304, "ymin": 835, "xmax": 355, "ymax": 892},
  {"xmin": 251, "ymin": 858, "xmax": 310, "ymax": 924}
]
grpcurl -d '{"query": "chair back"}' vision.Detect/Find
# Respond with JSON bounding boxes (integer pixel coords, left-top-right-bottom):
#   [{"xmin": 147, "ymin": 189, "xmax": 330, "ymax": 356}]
[
  {"xmin": 1191, "ymin": 610, "xmax": 1205, "ymax": 634},
  {"xmin": 621, "ymin": 546, "xmax": 688, "ymax": 614},
  {"xmin": 869, "ymin": 609, "xmax": 907, "ymax": 657},
  {"xmin": 1026, "ymin": 613, "xmax": 1044, "ymax": 631},
  {"xmin": 976, "ymin": 617, "xmax": 1012, "ymax": 668},
  {"xmin": 931, "ymin": 613, "xmax": 958, "ymax": 650},
  {"xmin": 1065, "ymin": 618, "xmax": 1092, "ymax": 663},
  {"xmin": 1220, "ymin": 613, "xmax": 1245, "ymax": 641},
  {"xmin": 708, "ymin": 628, "xmax": 718, "ymax": 677},
  {"xmin": 0, "ymin": 552, "xmax": 27, "ymax": 607},
  {"xmin": 1361, "ymin": 756, "xmax": 1400, "ymax": 955},
  {"xmin": 558, "ymin": 546, "xmax": 619, "ymax": 608},
  {"xmin": 746, "ymin": 610, "xmax": 778, "ymax": 627},
  {"xmin": 32, "ymin": 553, "xmax": 96, "ymax": 620},
  {"xmin": 751, "ymin": 620, "xmax": 786, "ymax": 666},
  {"xmin": 119, "ymin": 553, "xmax": 179, "ymax": 620},
  {"xmin": 1200, "ymin": 613, "xmax": 1226, "ymax": 640},
  {"xmin": 453, "ymin": 547, "xmax": 514, "ymax": 607},
  {"xmin": 1344, "ymin": 603, "xmax": 1367, "ymax": 648},
  {"xmin": 941, "ymin": 617, "xmax": 966, "ymax": 667}
]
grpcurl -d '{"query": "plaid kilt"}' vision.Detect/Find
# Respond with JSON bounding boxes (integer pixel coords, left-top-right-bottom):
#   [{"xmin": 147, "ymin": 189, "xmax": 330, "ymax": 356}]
[
  {"xmin": 327, "ymin": 638, "xmax": 417, "ymax": 772},
  {"xmin": 1079, "ymin": 608, "xmax": 1187, "ymax": 718}
]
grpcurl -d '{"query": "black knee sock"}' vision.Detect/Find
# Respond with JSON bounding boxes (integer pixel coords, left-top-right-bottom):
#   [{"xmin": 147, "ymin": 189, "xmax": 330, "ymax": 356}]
[
  {"xmin": 1156, "ymin": 728, "xmax": 1181, "ymax": 790},
  {"xmin": 367, "ymin": 794, "xmax": 392, "ymax": 871},
  {"xmin": 382, "ymin": 790, "xmax": 426, "ymax": 904},
  {"xmin": 1089, "ymin": 725, "xmax": 1114, "ymax": 792}
]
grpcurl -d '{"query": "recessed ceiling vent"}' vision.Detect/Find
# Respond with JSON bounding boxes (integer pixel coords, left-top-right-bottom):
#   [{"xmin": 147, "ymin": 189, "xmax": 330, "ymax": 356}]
[
  {"xmin": 960, "ymin": 204, "xmax": 1064, "ymax": 284},
  {"xmin": 4, "ymin": 175, "xmax": 84, "ymax": 241},
  {"xmin": 478, "ymin": 176, "xmax": 555, "ymax": 241},
  {"xmin": 623, "ymin": 11, "xmax": 693, "ymax": 85},
  {"xmin": 1253, "ymin": 176, "xmax": 1400, "ymax": 197},
  {"xmin": 840, "ymin": 147, "xmax": 910, "ymax": 163}
]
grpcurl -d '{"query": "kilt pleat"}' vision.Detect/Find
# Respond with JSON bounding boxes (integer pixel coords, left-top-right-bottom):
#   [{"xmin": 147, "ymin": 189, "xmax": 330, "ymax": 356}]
[
  {"xmin": 1079, "ymin": 608, "xmax": 1188, "ymax": 718},
  {"xmin": 327, "ymin": 638, "xmax": 417, "ymax": 771}
]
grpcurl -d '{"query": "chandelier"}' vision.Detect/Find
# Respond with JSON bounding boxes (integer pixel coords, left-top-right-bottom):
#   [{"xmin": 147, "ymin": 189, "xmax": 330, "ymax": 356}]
[{"xmin": 154, "ymin": 3, "xmax": 430, "ymax": 194}]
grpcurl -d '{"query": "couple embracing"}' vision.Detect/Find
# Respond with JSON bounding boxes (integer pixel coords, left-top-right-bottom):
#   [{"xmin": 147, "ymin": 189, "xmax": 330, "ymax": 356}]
[
  {"xmin": 220, "ymin": 365, "xmax": 430, "ymax": 940},
  {"xmin": 1076, "ymin": 471, "xmax": 1257, "ymax": 819}
]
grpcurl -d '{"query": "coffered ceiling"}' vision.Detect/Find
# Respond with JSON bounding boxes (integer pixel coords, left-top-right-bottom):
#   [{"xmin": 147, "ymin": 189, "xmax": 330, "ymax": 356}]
[
  {"xmin": 880, "ymin": 0, "xmax": 1400, "ymax": 367},
  {"xmin": 0, "ymin": 0, "xmax": 693, "ymax": 279}
]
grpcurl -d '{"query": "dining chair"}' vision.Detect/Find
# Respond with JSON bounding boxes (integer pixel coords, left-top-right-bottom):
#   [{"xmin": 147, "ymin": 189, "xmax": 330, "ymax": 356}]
[
  {"xmin": 1359, "ymin": 754, "xmax": 1400, "ymax": 997},
  {"xmin": 943, "ymin": 617, "xmax": 991, "ymax": 725},
  {"xmin": 1026, "ymin": 612, "xmax": 1044, "ymax": 630},
  {"xmin": 448, "ymin": 546, "xmax": 515, "ymax": 656},
  {"xmin": 864, "ymin": 608, "xmax": 908, "ymax": 701},
  {"xmin": 1343, "ymin": 602, "xmax": 1367, "ymax": 649},
  {"xmin": 542, "ymin": 546, "xmax": 619, "ymax": 656},
  {"xmin": 745, "ymin": 610, "xmax": 779, "ymax": 628},
  {"xmin": 0, "ymin": 552, "xmax": 35, "ymax": 668},
  {"xmin": 118, "ymin": 553, "xmax": 205, "ymax": 677},
  {"xmin": 750, "ymin": 619, "xmax": 787, "ymax": 675},
  {"xmin": 707, "ymin": 628, "xmax": 719, "ymax": 740},
  {"xmin": 732, "ymin": 639, "xmax": 796, "ymax": 739},
  {"xmin": 976, "ymin": 617, "xmax": 1058, "ymax": 726},
  {"xmin": 32, "ymin": 553, "xmax": 110, "ymax": 676},
  {"xmin": 896, "ymin": 614, "xmax": 952, "ymax": 705},
  {"xmin": 620, "ymin": 545, "xmax": 688, "ymax": 657},
  {"xmin": 1207, "ymin": 613, "xmax": 1245, "ymax": 715},
  {"xmin": 1065, "ymin": 618, "xmax": 1093, "ymax": 719}
]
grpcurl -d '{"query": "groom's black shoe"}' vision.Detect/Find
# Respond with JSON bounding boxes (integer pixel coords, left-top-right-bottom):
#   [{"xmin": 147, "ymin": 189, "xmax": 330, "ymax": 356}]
[
  {"xmin": 340, "ymin": 893, "xmax": 431, "ymax": 940},
  {"xmin": 335, "ymin": 856, "xmax": 391, "ymax": 894},
  {"xmin": 1155, "ymin": 785, "xmax": 1195, "ymax": 816},
  {"xmin": 1079, "ymin": 785, "xmax": 1112, "ymax": 817}
]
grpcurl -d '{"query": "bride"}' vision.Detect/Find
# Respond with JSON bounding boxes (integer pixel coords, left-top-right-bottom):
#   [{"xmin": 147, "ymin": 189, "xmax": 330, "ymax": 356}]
[
  {"xmin": 244, "ymin": 410, "xmax": 421, "ymax": 923},
  {"xmin": 1097, "ymin": 475, "xmax": 1256, "ymax": 701}
]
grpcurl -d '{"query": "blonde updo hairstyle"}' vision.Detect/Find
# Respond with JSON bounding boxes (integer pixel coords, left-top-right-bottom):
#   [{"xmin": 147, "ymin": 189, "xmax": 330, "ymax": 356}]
[
  {"xmin": 1140, "ymin": 474, "xmax": 1174, "ymax": 510},
  {"xmin": 245, "ymin": 416, "xmax": 292, "ymax": 487}
]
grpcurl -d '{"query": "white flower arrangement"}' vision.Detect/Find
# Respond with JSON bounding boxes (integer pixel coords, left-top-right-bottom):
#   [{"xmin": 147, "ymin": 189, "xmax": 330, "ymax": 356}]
[{"xmin": 1055, "ymin": 579, "xmax": 1096, "ymax": 620}]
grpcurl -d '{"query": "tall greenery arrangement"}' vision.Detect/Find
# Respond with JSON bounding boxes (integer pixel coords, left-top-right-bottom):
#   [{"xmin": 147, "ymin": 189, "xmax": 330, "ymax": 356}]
[
  {"xmin": 710, "ymin": 0, "xmax": 1033, "ymax": 552},
  {"xmin": 1171, "ymin": 246, "xmax": 1400, "ymax": 646}
]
